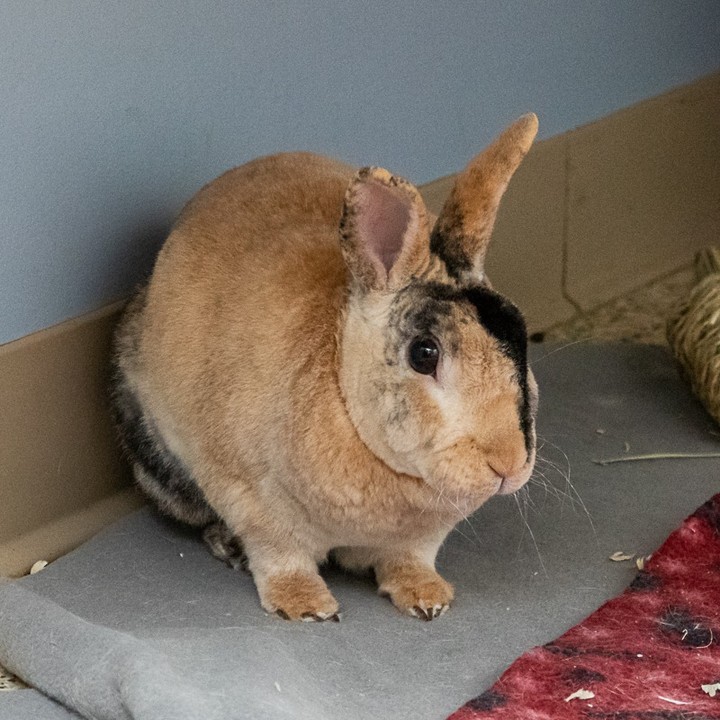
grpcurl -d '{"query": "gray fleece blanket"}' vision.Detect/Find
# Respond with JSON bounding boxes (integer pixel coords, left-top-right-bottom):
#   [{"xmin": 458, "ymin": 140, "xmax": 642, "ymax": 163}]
[{"xmin": 1, "ymin": 343, "xmax": 718, "ymax": 720}]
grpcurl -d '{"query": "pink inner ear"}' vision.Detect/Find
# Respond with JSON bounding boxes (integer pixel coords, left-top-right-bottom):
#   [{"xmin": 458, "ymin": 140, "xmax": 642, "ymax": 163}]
[{"xmin": 355, "ymin": 182, "xmax": 412, "ymax": 275}]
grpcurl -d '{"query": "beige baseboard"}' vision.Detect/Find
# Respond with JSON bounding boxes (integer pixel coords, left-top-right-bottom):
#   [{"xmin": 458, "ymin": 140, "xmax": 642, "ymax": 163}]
[
  {"xmin": 0, "ymin": 488, "xmax": 144, "ymax": 577},
  {"xmin": 0, "ymin": 302, "xmax": 140, "ymax": 576},
  {"xmin": 2, "ymin": 71, "xmax": 718, "ymax": 576}
]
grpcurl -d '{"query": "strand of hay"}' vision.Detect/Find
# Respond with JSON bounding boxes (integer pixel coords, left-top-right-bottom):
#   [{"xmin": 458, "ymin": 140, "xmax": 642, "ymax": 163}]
[{"xmin": 667, "ymin": 247, "xmax": 720, "ymax": 425}]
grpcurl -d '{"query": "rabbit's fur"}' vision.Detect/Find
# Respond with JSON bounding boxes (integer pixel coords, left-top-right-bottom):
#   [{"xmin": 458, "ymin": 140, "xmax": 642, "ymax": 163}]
[{"xmin": 112, "ymin": 115, "xmax": 539, "ymax": 621}]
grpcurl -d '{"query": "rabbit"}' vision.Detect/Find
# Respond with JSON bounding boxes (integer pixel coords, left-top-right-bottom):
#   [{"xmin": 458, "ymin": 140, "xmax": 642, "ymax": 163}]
[{"xmin": 111, "ymin": 114, "xmax": 539, "ymax": 622}]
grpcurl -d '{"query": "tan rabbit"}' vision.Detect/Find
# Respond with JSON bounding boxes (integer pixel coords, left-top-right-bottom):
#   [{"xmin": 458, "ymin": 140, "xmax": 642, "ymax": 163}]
[{"xmin": 112, "ymin": 114, "xmax": 539, "ymax": 621}]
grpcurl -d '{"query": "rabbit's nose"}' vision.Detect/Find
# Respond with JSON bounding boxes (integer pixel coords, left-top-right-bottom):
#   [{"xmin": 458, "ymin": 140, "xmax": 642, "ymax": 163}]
[
  {"xmin": 486, "ymin": 444, "xmax": 529, "ymax": 483},
  {"xmin": 489, "ymin": 443, "xmax": 534, "ymax": 494}
]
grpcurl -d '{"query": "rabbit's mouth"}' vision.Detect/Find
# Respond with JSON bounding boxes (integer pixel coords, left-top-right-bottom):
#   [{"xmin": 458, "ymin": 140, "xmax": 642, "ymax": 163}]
[
  {"xmin": 418, "ymin": 445, "xmax": 535, "ymax": 517},
  {"xmin": 423, "ymin": 433, "xmax": 533, "ymax": 491},
  {"xmin": 491, "ymin": 446, "xmax": 536, "ymax": 496},
  {"xmin": 495, "ymin": 463, "xmax": 534, "ymax": 496}
]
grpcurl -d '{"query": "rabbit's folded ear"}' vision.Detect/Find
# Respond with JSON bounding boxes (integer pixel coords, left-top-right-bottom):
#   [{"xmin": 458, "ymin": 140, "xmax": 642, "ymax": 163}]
[
  {"xmin": 432, "ymin": 113, "xmax": 538, "ymax": 283},
  {"xmin": 340, "ymin": 167, "xmax": 430, "ymax": 292}
]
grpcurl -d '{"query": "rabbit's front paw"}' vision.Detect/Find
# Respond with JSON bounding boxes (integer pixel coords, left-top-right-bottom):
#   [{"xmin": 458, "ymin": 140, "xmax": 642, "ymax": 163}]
[
  {"xmin": 378, "ymin": 565, "xmax": 454, "ymax": 621},
  {"xmin": 261, "ymin": 571, "xmax": 340, "ymax": 622}
]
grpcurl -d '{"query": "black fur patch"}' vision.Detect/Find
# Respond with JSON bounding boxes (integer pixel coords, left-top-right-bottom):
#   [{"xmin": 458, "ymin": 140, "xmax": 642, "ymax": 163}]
[
  {"xmin": 462, "ymin": 285, "xmax": 532, "ymax": 451},
  {"xmin": 387, "ymin": 281, "xmax": 462, "ymax": 359},
  {"xmin": 462, "ymin": 286, "xmax": 527, "ymax": 373},
  {"xmin": 111, "ymin": 373, "xmax": 217, "ymax": 526},
  {"xmin": 430, "ymin": 227, "xmax": 472, "ymax": 281},
  {"xmin": 387, "ymin": 279, "xmax": 533, "ymax": 452}
]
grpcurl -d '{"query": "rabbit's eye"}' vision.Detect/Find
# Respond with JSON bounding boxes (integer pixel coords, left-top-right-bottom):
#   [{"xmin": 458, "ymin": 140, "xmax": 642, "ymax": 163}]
[{"xmin": 408, "ymin": 338, "xmax": 439, "ymax": 376}]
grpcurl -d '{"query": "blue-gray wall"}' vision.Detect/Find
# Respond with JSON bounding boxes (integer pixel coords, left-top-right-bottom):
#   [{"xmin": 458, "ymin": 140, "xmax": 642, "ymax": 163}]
[{"xmin": 2, "ymin": 1, "xmax": 719, "ymax": 344}]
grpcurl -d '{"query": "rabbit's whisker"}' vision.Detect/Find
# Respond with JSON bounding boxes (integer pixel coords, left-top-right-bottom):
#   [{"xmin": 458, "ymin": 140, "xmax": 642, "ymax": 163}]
[{"xmin": 513, "ymin": 491, "xmax": 548, "ymax": 577}]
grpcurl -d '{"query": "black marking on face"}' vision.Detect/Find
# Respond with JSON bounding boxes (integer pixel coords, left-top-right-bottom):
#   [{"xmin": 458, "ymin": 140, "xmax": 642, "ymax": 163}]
[
  {"xmin": 462, "ymin": 285, "xmax": 532, "ymax": 451},
  {"xmin": 387, "ymin": 281, "xmax": 461, "ymax": 361},
  {"xmin": 386, "ymin": 279, "xmax": 534, "ymax": 452},
  {"xmin": 462, "ymin": 286, "xmax": 527, "ymax": 373}
]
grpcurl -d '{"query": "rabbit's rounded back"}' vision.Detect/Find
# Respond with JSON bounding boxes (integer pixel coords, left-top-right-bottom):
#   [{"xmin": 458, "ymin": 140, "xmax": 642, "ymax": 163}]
[{"xmin": 129, "ymin": 153, "xmax": 356, "ymax": 468}]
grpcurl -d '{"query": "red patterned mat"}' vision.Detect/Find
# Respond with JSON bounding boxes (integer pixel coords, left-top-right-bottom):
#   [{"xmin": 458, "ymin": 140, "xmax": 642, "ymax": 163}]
[{"xmin": 449, "ymin": 494, "xmax": 720, "ymax": 720}]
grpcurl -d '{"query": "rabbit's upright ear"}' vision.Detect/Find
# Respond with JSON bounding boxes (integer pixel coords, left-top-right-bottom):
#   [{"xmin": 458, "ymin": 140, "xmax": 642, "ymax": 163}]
[
  {"xmin": 340, "ymin": 168, "xmax": 430, "ymax": 293},
  {"xmin": 432, "ymin": 113, "xmax": 538, "ymax": 283}
]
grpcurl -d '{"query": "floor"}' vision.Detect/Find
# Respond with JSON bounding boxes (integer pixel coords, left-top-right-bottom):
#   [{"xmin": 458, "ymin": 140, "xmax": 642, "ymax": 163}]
[{"xmin": 0, "ymin": 259, "xmax": 699, "ymax": 695}]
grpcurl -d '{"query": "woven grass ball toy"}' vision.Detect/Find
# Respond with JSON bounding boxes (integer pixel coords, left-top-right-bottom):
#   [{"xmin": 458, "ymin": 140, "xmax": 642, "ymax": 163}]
[{"xmin": 667, "ymin": 246, "xmax": 720, "ymax": 425}]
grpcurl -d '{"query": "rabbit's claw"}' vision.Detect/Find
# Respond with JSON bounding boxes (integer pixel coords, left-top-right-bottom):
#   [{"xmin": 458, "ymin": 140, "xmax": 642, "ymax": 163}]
[
  {"xmin": 262, "ymin": 571, "xmax": 340, "ymax": 622},
  {"xmin": 410, "ymin": 603, "xmax": 449, "ymax": 621},
  {"xmin": 379, "ymin": 565, "xmax": 454, "ymax": 621}
]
